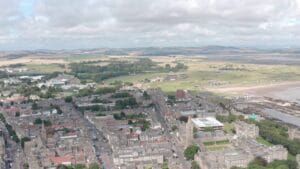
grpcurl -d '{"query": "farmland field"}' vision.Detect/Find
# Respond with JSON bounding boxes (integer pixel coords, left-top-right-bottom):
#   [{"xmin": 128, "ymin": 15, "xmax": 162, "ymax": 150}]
[
  {"xmin": 26, "ymin": 63, "xmax": 68, "ymax": 73},
  {"xmin": 2, "ymin": 55, "xmax": 300, "ymax": 95}
]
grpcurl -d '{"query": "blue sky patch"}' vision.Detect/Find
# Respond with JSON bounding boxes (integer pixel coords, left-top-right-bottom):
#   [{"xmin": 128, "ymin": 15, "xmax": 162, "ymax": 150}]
[{"xmin": 19, "ymin": 0, "xmax": 35, "ymax": 17}]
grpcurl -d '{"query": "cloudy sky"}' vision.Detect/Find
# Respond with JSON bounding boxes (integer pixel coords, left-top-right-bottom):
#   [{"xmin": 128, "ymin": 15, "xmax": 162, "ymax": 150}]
[{"xmin": 0, "ymin": 0, "xmax": 300, "ymax": 50}]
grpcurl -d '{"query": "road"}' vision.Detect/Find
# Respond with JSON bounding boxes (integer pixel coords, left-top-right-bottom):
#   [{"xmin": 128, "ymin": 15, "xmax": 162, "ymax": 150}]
[
  {"xmin": 73, "ymin": 108, "xmax": 113, "ymax": 168},
  {"xmin": 0, "ymin": 122, "xmax": 19, "ymax": 169},
  {"xmin": 148, "ymin": 90, "xmax": 191, "ymax": 169},
  {"xmin": 148, "ymin": 89, "xmax": 169, "ymax": 130}
]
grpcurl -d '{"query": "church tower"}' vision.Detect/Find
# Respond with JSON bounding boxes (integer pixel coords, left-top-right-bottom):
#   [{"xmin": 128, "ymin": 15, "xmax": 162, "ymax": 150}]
[{"xmin": 185, "ymin": 116, "xmax": 193, "ymax": 147}]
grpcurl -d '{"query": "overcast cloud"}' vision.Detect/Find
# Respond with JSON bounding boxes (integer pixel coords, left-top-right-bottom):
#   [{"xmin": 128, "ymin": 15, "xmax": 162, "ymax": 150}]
[{"xmin": 0, "ymin": 0, "xmax": 299, "ymax": 50}]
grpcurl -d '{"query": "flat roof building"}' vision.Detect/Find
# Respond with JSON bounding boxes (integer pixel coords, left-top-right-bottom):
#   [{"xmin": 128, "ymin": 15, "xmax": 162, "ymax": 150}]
[{"xmin": 192, "ymin": 117, "xmax": 224, "ymax": 130}]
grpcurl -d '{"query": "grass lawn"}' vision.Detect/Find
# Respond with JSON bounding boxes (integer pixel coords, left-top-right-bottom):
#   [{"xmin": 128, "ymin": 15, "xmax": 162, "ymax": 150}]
[
  {"xmin": 104, "ymin": 72, "xmax": 166, "ymax": 84},
  {"xmin": 203, "ymin": 139, "xmax": 230, "ymax": 146},
  {"xmin": 256, "ymin": 136, "xmax": 273, "ymax": 146},
  {"xmin": 223, "ymin": 122, "xmax": 235, "ymax": 134},
  {"xmin": 204, "ymin": 139, "xmax": 231, "ymax": 151},
  {"xmin": 288, "ymin": 153, "xmax": 296, "ymax": 161},
  {"xmin": 206, "ymin": 145, "xmax": 230, "ymax": 151}
]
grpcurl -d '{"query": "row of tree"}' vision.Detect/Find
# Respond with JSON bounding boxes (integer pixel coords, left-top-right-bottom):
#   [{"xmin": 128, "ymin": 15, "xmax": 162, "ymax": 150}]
[
  {"xmin": 232, "ymin": 157, "xmax": 298, "ymax": 169},
  {"xmin": 70, "ymin": 58, "xmax": 188, "ymax": 82},
  {"xmin": 0, "ymin": 113, "xmax": 20, "ymax": 143}
]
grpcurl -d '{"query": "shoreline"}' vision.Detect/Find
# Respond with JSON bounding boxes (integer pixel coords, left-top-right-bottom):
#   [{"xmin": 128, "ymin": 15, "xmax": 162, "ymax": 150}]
[{"xmin": 207, "ymin": 81, "xmax": 300, "ymax": 96}]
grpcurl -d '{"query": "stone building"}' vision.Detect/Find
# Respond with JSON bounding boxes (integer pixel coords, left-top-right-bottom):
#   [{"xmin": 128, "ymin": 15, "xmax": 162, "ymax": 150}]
[
  {"xmin": 234, "ymin": 139, "xmax": 288, "ymax": 163},
  {"xmin": 288, "ymin": 128, "xmax": 300, "ymax": 140},
  {"xmin": 261, "ymin": 145, "xmax": 288, "ymax": 163},
  {"xmin": 234, "ymin": 121, "xmax": 259, "ymax": 139},
  {"xmin": 113, "ymin": 145, "xmax": 164, "ymax": 169},
  {"xmin": 0, "ymin": 136, "xmax": 5, "ymax": 160},
  {"xmin": 296, "ymin": 154, "xmax": 300, "ymax": 169},
  {"xmin": 195, "ymin": 150, "xmax": 252, "ymax": 169}
]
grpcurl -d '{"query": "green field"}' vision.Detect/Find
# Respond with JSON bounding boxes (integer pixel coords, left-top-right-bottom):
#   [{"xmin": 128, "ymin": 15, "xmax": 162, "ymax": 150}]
[
  {"xmin": 256, "ymin": 136, "xmax": 273, "ymax": 146},
  {"xmin": 104, "ymin": 72, "xmax": 166, "ymax": 84},
  {"xmin": 103, "ymin": 58, "xmax": 300, "ymax": 92},
  {"xmin": 22, "ymin": 56, "xmax": 300, "ymax": 94},
  {"xmin": 26, "ymin": 63, "xmax": 67, "ymax": 73},
  {"xmin": 63, "ymin": 54, "xmax": 103, "ymax": 62}
]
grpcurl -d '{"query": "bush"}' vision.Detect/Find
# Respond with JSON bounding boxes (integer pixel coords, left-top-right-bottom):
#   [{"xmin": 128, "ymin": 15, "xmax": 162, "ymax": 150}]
[
  {"xmin": 115, "ymin": 97, "xmax": 138, "ymax": 109},
  {"xmin": 184, "ymin": 144, "xmax": 199, "ymax": 160},
  {"xmin": 32, "ymin": 102, "xmax": 38, "ymax": 110},
  {"xmin": 15, "ymin": 112, "xmax": 20, "ymax": 117},
  {"xmin": 89, "ymin": 163, "xmax": 100, "ymax": 169},
  {"xmin": 111, "ymin": 92, "xmax": 130, "ymax": 98},
  {"xmin": 65, "ymin": 96, "xmax": 73, "ymax": 103},
  {"xmin": 34, "ymin": 118, "xmax": 52, "ymax": 126},
  {"xmin": 191, "ymin": 161, "xmax": 200, "ymax": 169}
]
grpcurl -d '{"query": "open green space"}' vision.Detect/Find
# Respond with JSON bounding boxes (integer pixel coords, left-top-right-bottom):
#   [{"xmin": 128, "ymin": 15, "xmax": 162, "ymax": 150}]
[
  {"xmin": 103, "ymin": 58, "xmax": 300, "ymax": 92},
  {"xmin": 206, "ymin": 145, "xmax": 229, "ymax": 151},
  {"xmin": 223, "ymin": 122, "xmax": 235, "ymax": 134},
  {"xmin": 19, "ymin": 57, "xmax": 300, "ymax": 94},
  {"xmin": 256, "ymin": 136, "xmax": 273, "ymax": 146},
  {"xmin": 105, "ymin": 72, "xmax": 166, "ymax": 84},
  {"xmin": 63, "ymin": 54, "xmax": 103, "ymax": 62},
  {"xmin": 203, "ymin": 139, "xmax": 230, "ymax": 146},
  {"xmin": 26, "ymin": 63, "xmax": 67, "ymax": 73}
]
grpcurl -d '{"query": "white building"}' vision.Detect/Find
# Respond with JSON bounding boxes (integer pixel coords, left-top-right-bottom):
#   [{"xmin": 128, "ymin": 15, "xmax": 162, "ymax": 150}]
[{"xmin": 192, "ymin": 117, "xmax": 224, "ymax": 130}]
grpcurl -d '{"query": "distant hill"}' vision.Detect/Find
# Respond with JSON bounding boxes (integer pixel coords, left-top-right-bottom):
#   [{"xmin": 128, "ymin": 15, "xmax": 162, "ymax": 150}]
[
  {"xmin": 1, "ymin": 46, "xmax": 300, "ymax": 65},
  {"xmin": 67, "ymin": 46, "xmax": 261, "ymax": 56}
]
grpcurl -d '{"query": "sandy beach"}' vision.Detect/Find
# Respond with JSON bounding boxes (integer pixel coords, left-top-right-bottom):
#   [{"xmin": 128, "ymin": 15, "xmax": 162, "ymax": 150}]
[{"xmin": 208, "ymin": 81, "xmax": 300, "ymax": 102}]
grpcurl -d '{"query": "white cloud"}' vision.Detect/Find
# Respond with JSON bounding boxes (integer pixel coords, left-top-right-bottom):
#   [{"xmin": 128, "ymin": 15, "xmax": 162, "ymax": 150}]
[{"xmin": 0, "ymin": 0, "xmax": 299, "ymax": 50}]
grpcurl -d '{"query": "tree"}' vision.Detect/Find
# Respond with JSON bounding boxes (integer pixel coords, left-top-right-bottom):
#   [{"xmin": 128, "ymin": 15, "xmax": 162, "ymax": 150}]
[
  {"xmin": 161, "ymin": 161, "xmax": 169, "ymax": 169},
  {"xmin": 74, "ymin": 164, "xmax": 86, "ymax": 169},
  {"xmin": 174, "ymin": 63, "xmax": 188, "ymax": 71},
  {"xmin": 179, "ymin": 116, "xmax": 188, "ymax": 123},
  {"xmin": 184, "ymin": 144, "xmax": 199, "ymax": 160},
  {"xmin": 34, "ymin": 118, "xmax": 51, "ymax": 126},
  {"xmin": 115, "ymin": 97, "xmax": 138, "ymax": 109},
  {"xmin": 165, "ymin": 64, "xmax": 171, "ymax": 71},
  {"xmin": 172, "ymin": 125, "xmax": 178, "ymax": 131},
  {"xmin": 23, "ymin": 163, "xmax": 29, "ymax": 169},
  {"xmin": 120, "ymin": 112, "xmax": 126, "ymax": 119},
  {"xmin": 15, "ymin": 112, "xmax": 20, "ymax": 117},
  {"xmin": 143, "ymin": 91, "xmax": 150, "ymax": 100},
  {"xmin": 286, "ymin": 160, "xmax": 298, "ymax": 169},
  {"xmin": 34, "ymin": 118, "xmax": 42, "ymax": 124},
  {"xmin": 32, "ymin": 102, "xmax": 38, "ymax": 110},
  {"xmin": 111, "ymin": 92, "xmax": 130, "ymax": 98},
  {"xmin": 65, "ymin": 96, "xmax": 73, "ymax": 103},
  {"xmin": 57, "ymin": 165, "xmax": 68, "ymax": 169},
  {"xmin": 89, "ymin": 163, "xmax": 100, "ymax": 169},
  {"xmin": 191, "ymin": 161, "xmax": 200, "ymax": 169},
  {"xmin": 56, "ymin": 107, "xmax": 63, "ymax": 114},
  {"xmin": 248, "ymin": 157, "xmax": 267, "ymax": 169},
  {"xmin": 0, "ymin": 113, "xmax": 5, "ymax": 123}
]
